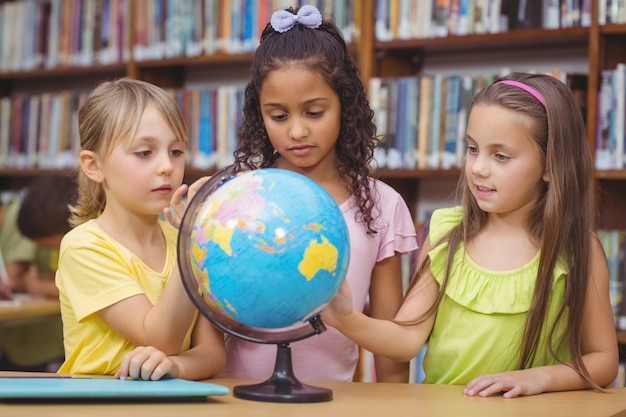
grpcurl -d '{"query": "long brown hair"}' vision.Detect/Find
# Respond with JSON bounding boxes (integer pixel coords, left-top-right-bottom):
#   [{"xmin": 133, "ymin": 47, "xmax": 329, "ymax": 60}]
[{"xmin": 408, "ymin": 72, "xmax": 597, "ymax": 387}]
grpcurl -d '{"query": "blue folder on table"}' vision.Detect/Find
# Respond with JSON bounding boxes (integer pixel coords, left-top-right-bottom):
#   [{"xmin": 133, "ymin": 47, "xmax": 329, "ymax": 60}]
[{"xmin": 0, "ymin": 377, "xmax": 229, "ymax": 400}]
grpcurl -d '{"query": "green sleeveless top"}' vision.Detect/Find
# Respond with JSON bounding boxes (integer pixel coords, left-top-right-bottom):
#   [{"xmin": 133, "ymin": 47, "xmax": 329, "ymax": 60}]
[{"xmin": 423, "ymin": 206, "xmax": 569, "ymax": 384}]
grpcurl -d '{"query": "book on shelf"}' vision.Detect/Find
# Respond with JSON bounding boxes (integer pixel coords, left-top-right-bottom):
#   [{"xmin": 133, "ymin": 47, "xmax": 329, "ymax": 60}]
[
  {"xmin": 417, "ymin": 74, "xmax": 433, "ymax": 169},
  {"xmin": 374, "ymin": 0, "xmax": 391, "ymax": 41},
  {"xmin": 442, "ymin": 75, "xmax": 462, "ymax": 170},
  {"xmin": 596, "ymin": 69, "xmax": 613, "ymax": 170},
  {"xmin": 217, "ymin": 0, "xmax": 231, "ymax": 53},
  {"xmin": 26, "ymin": 95, "xmax": 41, "ymax": 169},
  {"xmin": 9, "ymin": 97, "xmax": 24, "ymax": 169},
  {"xmin": 516, "ymin": 0, "xmax": 543, "ymax": 29},
  {"xmin": 369, "ymin": 77, "xmax": 390, "ymax": 168},
  {"xmin": 612, "ymin": 63, "xmax": 626, "ymax": 170},
  {"xmin": 0, "ymin": 98, "xmax": 10, "ymax": 168},
  {"xmin": 37, "ymin": 93, "xmax": 52, "ymax": 169},
  {"xmin": 598, "ymin": 229, "xmax": 626, "ymax": 329},
  {"xmin": 374, "ymin": 0, "xmax": 592, "ymax": 41},
  {"xmin": 385, "ymin": 77, "xmax": 401, "ymax": 169},
  {"xmin": 595, "ymin": 64, "xmax": 626, "ymax": 171},
  {"xmin": 366, "ymin": 69, "xmax": 588, "ymax": 172},
  {"xmin": 429, "ymin": 74, "xmax": 444, "ymax": 169},
  {"xmin": 404, "ymin": 76, "xmax": 419, "ymax": 169},
  {"xmin": 186, "ymin": 0, "xmax": 204, "ymax": 57},
  {"xmin": 3, "ymin": 0, "xmax": 362, "ymax": 69},
  {"xmin": 242, "ymin": 0, "xmax": 259, "ymax": 52},
  {"xmin": 455, "ymin": 74, "xmax": 474, "ymax": 167}
]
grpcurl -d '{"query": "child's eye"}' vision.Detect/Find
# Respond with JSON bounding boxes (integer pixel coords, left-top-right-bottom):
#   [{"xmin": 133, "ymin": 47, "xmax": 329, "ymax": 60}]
[
  {"xmin": 171, "ymin": 149, "xmax": 185, "ymax": 157},
  {"xmin": 466, "ymin": 145, "xmax": 478, "ymax": 155},
  {"xmin": 307, "ymin": 111, "xmax": 323, "ymax": 117},
  {"xmin": 270, "ymin": 113, "xmax": 287, "ymax": 121},
  {"xmin": 495, "ymin": 153, "xmax": 510, "ymax": 161},
  {"xmin": 135, "ymin": 150, "xmax": 151, "ymax": 158}
]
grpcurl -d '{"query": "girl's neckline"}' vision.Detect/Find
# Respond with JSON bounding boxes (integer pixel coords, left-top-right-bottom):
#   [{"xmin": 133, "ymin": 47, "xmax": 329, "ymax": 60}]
[{"xmin": 462, "ymin": 244, "xmax": 541, "ymax": 274}]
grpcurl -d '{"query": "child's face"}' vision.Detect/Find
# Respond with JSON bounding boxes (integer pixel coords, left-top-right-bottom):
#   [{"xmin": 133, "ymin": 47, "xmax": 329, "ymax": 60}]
[
  {"xmin": 259, "ymin": 65, "xmax": 341, "ymax": 175},
  {"xmin": 99, "ymin": 104, "xmax": 186, "ymax": 218},
  {"xmin": 465, "ymin": 104, "xmax": 548, "ymax": 219}
]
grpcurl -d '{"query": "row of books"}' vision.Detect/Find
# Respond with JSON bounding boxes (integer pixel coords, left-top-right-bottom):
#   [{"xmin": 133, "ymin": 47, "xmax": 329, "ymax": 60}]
[
  {"xmin": 596, "ymin": 63, "xmax": 626, "ymax": 171},
  {"xmin": 598, "ymin": 229, "xmax": 626, "ymax": 332},
  {"xmin": 0, "ymin": 0, "xmax": 130, "ymax": 72},
  {"xmin": 0, "ymin": 68, "xmax": 592, "ymax": 172},
  {"xmin": 0, "ymin": 84, "xmax": 249, "ymax": 170},
  {"xmin": 599, "ymin": 0, "xmax": 626, "ymax": 24},
  {"xmin": 375, "ymin": 0, "xmax": 592, "ymax": 41},
  {"xmin": 0, "ymin": 0, "xmax": 361, "ymax": 72},
  {"xmin": 368, "ymin": 69, "xmax": 587, "ymax": 170},
  {"xmin": 134, "ymin": 0, "xmax": 361, "ymax": 60},
  {"xmin": 0, "ymin": 92, "xmax": 84, "ymax": 170}
]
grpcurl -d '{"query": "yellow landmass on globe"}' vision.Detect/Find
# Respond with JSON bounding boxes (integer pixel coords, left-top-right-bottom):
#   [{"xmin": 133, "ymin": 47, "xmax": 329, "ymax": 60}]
[
  {"xmin": 209, "ymin": 223, "xmax": 236, "ymax": 256},
  {"xmin": 298, "ymin": 235, "xmax": 338, "ymax": 280}
]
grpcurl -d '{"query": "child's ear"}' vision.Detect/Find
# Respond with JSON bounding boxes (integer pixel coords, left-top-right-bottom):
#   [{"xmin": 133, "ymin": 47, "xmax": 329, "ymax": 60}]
[
  {"xmin": 543, "ymin": 170, "xmax": 550, "ymax": 183},
  {"xmin": 79, "ymin": 150, "xmax": 104, "ymax": 183}
]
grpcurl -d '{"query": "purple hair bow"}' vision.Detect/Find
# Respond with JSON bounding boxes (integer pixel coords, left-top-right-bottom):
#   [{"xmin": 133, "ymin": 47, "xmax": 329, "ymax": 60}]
[{"xmin": 270, "ymin": 5, "xmax": 322, "ymax": 33}]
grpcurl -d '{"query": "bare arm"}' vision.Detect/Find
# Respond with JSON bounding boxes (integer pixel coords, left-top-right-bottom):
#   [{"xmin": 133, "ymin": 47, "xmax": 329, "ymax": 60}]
[
  {"xmin": 97, "ymin": 178, "xmax": 212, "ymax": 354},
  {"xmin": 464, "ymin": 235, "xmax": 619, "ymax": 398},
  {"xmin": 97, "ymin": 265, "xmax": 197, "ymax": 355},
  {"xmin": 322, "ymin": 237, "xmax": 438, "ymax": 362},
  {"xmin": 367, "ymin": 254, "xmax": 410, "ymax": 382},
  {"xmin": 115, "ymin": 315, "xmax": 226, "ymax": 381}
]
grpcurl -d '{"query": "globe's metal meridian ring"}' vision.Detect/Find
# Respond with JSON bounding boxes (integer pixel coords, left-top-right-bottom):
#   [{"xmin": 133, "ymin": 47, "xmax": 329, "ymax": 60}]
[{"xmin": 177, "ymin": 164, "xmax": 327, "ymax": 345}]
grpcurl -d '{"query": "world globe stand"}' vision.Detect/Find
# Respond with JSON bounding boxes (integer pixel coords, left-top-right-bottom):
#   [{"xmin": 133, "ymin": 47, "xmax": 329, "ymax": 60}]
[
  {"xmin": 232, "ymin": 316, "xmax": 333, "ymax": 403},
  {"xmin": 177, "ymin": 166, "xmax": 349, "ymax": 404}
]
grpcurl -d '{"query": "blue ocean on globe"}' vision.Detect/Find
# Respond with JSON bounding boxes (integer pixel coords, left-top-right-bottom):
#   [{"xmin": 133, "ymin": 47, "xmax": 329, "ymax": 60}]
[{"xmin": 187, "ymin": 168, "xmax": 350, "ymax": 329}]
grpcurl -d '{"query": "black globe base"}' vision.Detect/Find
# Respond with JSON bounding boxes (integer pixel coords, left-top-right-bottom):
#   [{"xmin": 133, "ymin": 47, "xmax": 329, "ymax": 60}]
[{"xmin": 233, "ymin": 343, "xmax": 333, "ymax": 403}]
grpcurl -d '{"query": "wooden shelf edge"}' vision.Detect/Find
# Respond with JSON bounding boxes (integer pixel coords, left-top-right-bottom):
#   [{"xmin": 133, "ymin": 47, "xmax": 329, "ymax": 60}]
[
  {"xmin": 0, "ymin": 63, "xmax": 128, "ymax": 80},
  {"xmin": 600, "ymin": 23, "xmax": 626, "ymax": 35},
  {"xmin": 595, "ymin": 170, "xmax": 626, "ymax": 180},
  {"xmin": 375, "ymin": 27, "xmax": 590, "ymax": 52}
]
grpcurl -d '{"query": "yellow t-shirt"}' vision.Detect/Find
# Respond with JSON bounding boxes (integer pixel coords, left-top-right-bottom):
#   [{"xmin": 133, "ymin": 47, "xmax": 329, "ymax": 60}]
[
  {"xmin": 55, "ymin": 219, "xmax": 195, "ymax": 376},
  {"xmin": 423, "ymin": 206, "xmax": 569, "ymax": 384}
]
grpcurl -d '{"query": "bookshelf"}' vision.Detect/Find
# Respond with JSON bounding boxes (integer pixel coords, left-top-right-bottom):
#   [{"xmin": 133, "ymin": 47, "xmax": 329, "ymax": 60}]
[{"xmin": 1, "ymin": 0, "xmax": 626, "ymax": 366}]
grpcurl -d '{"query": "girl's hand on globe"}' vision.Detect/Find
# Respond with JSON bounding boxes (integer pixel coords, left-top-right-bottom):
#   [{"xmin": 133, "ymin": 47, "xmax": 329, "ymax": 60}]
[
  {"xmin": 321, "ymin": 280, "xmax": 354, "ymax": 328},
  {"xmin": 164, "ymin": 176, "xmax": 210, "ymax": 229},
  {"xmin": 115, "ymin": 346, "xmax": 179, "ymax": 381}
]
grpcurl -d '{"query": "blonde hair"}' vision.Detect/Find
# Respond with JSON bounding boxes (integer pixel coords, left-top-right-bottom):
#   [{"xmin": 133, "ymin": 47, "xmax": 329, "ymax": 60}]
[{"xmin": 70, "ymin": 77, "xmax": 187, "ymax": 227}]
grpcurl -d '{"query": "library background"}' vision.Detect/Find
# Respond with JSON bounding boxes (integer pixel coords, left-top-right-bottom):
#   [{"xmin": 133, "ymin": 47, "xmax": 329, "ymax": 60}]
[{"xmin": 1, "ymin": 0, "xmax": 626, "ymax": 385}]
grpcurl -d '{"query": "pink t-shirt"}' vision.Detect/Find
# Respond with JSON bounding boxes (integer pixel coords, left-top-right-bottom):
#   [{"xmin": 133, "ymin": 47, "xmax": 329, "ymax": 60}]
[{"xmin": 218, "ymin": 179, "xmax": 418, "ymax": 382}]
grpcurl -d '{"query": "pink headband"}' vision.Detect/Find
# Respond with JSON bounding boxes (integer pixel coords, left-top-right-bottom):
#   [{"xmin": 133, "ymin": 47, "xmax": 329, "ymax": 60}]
[{"xmin": 496, "ymin": 80, "xmax": 546, "ymax": 107}]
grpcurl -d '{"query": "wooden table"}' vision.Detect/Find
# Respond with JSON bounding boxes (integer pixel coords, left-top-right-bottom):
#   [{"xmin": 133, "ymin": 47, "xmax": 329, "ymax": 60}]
[
  {"xmin": 0, "ymin": 297, "xmax": 60, "ymax": 327},
  {"xmin": 0, "ymin": 373, "xmax": 624, "ymax": 417}
]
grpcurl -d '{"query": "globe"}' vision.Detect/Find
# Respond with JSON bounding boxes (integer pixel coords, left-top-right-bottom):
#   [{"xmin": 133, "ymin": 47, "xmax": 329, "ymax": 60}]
[{"xmin": 178, "ymin": 165, "xmax": 350, "ymax": 403}]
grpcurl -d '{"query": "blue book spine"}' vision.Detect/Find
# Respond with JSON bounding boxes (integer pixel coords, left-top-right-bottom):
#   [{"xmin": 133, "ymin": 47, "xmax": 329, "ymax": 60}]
[
  {"xmin": 242, "ymin": 0, "xmax": 257, "ymax": 51},
  {"xmin": 199, "ymin": 88, "xmax": 212, "ymax": 158}
]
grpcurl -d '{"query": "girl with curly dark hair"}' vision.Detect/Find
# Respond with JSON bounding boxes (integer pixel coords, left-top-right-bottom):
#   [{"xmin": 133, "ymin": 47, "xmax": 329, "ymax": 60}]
[{"xmin": 222, "ymin": 5, "xmax": 418, "ymax": 383}]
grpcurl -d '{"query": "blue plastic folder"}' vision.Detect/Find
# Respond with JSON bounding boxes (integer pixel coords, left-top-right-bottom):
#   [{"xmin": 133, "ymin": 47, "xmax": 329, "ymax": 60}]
[{"xmin": 0, "ymin": 377, "xmax": 229, "ymax": 400}]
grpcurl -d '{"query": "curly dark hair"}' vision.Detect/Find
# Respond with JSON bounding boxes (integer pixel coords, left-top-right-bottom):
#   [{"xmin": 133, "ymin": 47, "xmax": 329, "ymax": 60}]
[{"xmin": 233, "ymin": 7, "xmax": 380, "ymax": 233}]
